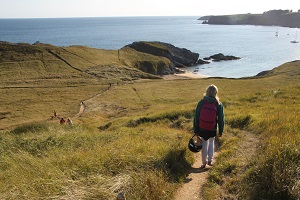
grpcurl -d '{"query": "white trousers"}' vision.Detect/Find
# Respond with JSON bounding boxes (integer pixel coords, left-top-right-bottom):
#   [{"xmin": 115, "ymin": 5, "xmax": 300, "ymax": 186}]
[{"xmin": 201, "ymin": 137, "xmax": 215, "ymax": 165}]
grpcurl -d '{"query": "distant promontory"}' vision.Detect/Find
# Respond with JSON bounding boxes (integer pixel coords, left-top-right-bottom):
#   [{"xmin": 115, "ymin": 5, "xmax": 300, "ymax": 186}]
[
  {"xmin": 0, "ymin": 41, "xmax": 241, "ymax": 79},
  {"xmin": 199, "ymin": 9, "xmax": 300, "ymax": 28}
]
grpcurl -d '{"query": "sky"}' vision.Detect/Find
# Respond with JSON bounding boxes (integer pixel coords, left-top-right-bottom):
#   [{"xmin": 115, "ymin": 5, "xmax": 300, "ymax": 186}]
[{"xmin": 0, "ymin": 0, "xmax": 299, "ymax": 18}]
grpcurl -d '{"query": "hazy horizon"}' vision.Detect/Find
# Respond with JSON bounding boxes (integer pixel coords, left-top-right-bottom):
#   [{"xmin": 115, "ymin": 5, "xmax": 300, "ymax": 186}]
[{"xmin": 1, "ymin": 0, "xmax": 299, "ymax": 19}]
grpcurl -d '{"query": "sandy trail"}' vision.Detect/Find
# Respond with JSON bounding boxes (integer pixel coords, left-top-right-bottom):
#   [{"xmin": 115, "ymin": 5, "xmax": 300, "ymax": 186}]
[
  {"xmin": 174, "ymin": 131, "xmax": 259, "ymax": 200},
  {"xmin": 174, "ymin": 152, "xmax": 215, "ymax": 200},
  {"xmin": 74, "ymin": 103, "xmax": 85, "ymax": 117}
]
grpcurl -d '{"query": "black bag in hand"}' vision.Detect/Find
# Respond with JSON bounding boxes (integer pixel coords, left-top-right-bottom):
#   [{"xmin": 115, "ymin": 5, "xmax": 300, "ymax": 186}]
[{"xmin": 188, "ymin": 134, "xmax": 202, "ymax": 152}]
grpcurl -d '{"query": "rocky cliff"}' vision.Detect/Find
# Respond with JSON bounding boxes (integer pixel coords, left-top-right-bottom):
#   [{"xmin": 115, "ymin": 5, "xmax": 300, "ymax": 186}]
[{"xmin": 123, "ymin": 41, "xmax": 199, "ymax": 68}]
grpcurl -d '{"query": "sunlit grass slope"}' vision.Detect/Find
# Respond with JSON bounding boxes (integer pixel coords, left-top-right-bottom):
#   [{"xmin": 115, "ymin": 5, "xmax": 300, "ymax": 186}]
[
  {"xmin": 0, "ymin": 41, "xmax": 299, "ymax": 199},
  {"xmin": 0, "ymin": 42, "xmax": 172, "ymax": 129},
  {"xmin": 201, "ymin": 61, "xmax": 300, "ymax": 200}
]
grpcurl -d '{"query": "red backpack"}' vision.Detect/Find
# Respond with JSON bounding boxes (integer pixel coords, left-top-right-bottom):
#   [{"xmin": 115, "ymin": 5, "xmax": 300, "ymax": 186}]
[{"xmin": 199, "ymin": 100, "xmax": 218, "ymax": 130}]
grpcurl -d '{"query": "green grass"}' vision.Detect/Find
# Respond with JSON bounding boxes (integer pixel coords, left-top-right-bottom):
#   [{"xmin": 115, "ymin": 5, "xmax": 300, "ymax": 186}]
[
  {"xmin": 0, "ymin": 43, "xmax": 299, "ymax": 199},
  {"xmin": 201, "ymin": 69, "xmax": 300, "ymax": 199}
]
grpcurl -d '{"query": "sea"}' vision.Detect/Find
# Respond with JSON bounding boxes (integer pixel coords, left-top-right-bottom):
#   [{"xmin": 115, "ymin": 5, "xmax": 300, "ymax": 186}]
[{"xmin": 0, "ymin": 16, "xmax": 299, "ymax": 78}]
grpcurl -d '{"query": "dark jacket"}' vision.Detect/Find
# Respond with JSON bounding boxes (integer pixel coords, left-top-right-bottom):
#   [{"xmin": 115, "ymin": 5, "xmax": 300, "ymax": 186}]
[{"xmin": 193, "ymin": 96, "xmax": 225, "ymax": 140}]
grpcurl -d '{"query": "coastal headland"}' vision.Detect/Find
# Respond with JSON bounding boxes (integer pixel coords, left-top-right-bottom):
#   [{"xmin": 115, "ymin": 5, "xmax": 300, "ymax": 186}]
[
  {"xmin": 0, "ymin": 41, "xmax": 241, "ymax": 81},
  {"xmin": 200, "ymin": 9, "xmax": 300, "ymax": 28}
]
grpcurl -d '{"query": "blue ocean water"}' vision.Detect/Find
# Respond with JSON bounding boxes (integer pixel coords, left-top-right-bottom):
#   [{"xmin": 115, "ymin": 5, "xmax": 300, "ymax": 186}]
[{"xmin": 0, "ymin": 16, "xmax": 299, "ymax": 78}]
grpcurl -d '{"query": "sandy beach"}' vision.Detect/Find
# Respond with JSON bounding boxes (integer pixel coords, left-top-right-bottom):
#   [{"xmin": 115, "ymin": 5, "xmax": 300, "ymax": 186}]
[{"xmin": 163, "ymin": 70, "xmax": 208, "ymax": 80}]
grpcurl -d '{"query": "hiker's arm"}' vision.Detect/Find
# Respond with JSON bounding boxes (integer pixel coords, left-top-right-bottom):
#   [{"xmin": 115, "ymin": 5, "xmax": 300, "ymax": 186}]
[
  {"xmin": 193, "ymin": 101, "xmax": 202, "ymax": 135},
  {"xmin": 218, "ymin": 103, "xmax": 225, "ymax": 136}
]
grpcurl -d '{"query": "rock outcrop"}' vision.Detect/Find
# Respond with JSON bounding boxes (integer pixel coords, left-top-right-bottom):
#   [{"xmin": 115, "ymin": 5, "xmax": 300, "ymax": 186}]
[
  {"xmin": 204, "ymin": 53, "xmax": 241, "ymax": 62},
  {"xmin": 124, "ymin": 41, "xmax": 199, "ymax": 68},
  {"xmin": 197, "ymin": 59, "xmax": 210, "ymax": 64}
]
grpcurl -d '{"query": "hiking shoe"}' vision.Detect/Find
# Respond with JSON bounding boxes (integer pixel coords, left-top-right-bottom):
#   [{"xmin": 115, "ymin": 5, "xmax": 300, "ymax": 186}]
[
  {"xmin": 200, "ymin": 164, "xmax": 206, "ymax": 169},
  {"xmin": 207, "ymin": 162, "xmax": 213, "ymax": 166}
]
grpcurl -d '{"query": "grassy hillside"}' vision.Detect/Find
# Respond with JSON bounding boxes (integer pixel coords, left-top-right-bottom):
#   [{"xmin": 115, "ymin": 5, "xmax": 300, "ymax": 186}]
[
  {"xmin": 0, "ymin": 42, "xmax": 299, "ymax": 199},
  {"xmin": 0, "ymin": 42, "xmax": 173, "ymax": 130},
  {"xmin": 0, "ymin": 42, "xmax": 166, "ymax": 82}
]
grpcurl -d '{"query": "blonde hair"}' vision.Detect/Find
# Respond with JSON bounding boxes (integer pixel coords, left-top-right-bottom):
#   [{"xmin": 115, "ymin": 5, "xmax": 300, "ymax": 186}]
[{"xmin": 205, "ymin": 84, "xmax": 219, "ymax": 101}]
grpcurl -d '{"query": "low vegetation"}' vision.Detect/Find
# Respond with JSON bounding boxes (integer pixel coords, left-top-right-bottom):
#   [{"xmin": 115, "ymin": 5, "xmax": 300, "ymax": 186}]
[{"xmin": 0, "ymin": 43, "xmax": 299, "ymax": 199}]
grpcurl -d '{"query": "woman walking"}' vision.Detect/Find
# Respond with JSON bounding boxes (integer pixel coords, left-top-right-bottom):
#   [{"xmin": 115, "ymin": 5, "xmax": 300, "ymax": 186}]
[{"xmin": 193, "ymin": 84, "xmax": 225, "ymax": 169}]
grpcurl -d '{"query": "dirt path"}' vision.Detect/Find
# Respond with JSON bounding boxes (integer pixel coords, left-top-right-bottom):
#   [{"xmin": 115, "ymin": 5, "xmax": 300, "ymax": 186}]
[
  {"xmin": 174, "ymin": 152, "xmax": 216, "ymax": 200},
  {"xmin": 174, "ymin": 131, "xmax": 259, "ymax": 200},
  {"xmin": 74, "ymin": 102, "xmax": 86, "ymax": 118}
]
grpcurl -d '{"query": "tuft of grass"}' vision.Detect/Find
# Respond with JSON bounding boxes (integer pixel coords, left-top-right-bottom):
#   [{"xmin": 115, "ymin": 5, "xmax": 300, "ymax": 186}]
[
  {"xmin": 11, "ymin": 122, "xmax": 49, "ymax": 135},
  {"xmin": 127, "ymin": 110, "xmax": 194, "ymax": 127},
  {"xmin": 242, "ymin": 133, "xmax": 300, "ymax": 200},
  {"xmin": 98, "ymin": 122, "xmax": 112, "ymax": 131},
  {"xmin": 125, "ymin": 170, "xmax": 175, "ymax": 200},
  {"xmin": 227, "ymin": 115, "xmax": 252, "ymax": 129},
  {"xmin": 155, "ymin": 146, "xmax": 191, "ymax": 182}
]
